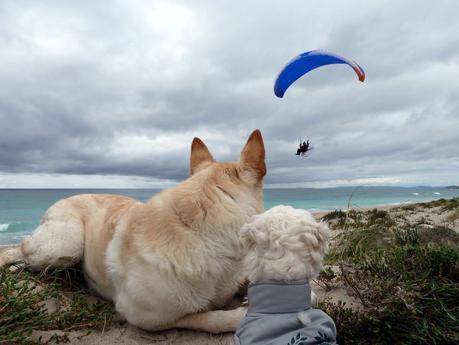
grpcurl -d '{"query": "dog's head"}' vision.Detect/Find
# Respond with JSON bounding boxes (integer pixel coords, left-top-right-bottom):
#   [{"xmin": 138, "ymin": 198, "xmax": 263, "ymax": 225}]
[
  {"xmin": 173, "ymin": 130, "xmax": 266, "ymax": 229},
  {"xmin": 188, "ymin": 129, "xmax": 266, "ymax": 204},
  {"xmin": 239, "ymin": 205, "xmax": 331, "ymax": 282},
  {"xmin": 190, "ymin": 129, "xmax": 265, "ymax": 181}
]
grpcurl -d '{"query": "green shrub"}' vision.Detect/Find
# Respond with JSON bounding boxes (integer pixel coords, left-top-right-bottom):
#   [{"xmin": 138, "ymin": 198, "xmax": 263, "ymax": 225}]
[{"xmin": 416, "ymin": 225, "xmax": 459, "ymax": 247}]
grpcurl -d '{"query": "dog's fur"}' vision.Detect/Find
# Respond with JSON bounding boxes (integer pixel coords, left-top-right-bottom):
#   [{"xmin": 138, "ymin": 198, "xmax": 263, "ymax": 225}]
[
  {"xmin": 0, "ymin": 130, "xmax": 266, "ymax": 333},
  {"xmin": 236, "ymin": 205, "xmax": 335, "ymax": 344},
  {"xmin": 240, "ymin": 205, "xmax": 330, "ymax": 284}
]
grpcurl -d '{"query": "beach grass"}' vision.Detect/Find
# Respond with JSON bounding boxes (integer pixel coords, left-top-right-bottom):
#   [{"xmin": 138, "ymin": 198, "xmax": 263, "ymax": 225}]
[
  {"xmin": 319, "ymin": 197, "xmax": 459, "ymax": 344},
  {"xmin": 0, "ymin": 266, "xmax": 115, "ymax": 344}
]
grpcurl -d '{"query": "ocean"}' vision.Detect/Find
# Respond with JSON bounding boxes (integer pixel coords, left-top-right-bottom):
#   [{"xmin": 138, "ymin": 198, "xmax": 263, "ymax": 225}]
[{"xmin": 1, "ymin": 187, "xmax": 458, "ymax": 245}]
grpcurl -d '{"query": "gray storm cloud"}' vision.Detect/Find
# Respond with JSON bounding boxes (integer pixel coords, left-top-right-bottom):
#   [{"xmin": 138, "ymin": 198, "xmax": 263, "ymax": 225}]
[{"xmin": 0, "ymin": 0, "xmax": 458, "ymax": 187}]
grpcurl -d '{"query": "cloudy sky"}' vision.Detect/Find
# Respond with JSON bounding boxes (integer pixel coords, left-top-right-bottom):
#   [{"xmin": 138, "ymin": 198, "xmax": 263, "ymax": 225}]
[{"xmin": 0, "ymin": 0, "xmax": 458, "ymax": 188}]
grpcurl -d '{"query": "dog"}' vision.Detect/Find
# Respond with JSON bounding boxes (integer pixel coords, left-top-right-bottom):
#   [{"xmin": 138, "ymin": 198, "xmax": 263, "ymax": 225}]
[
  {"xmin": 0, "ymin": 129, "xmax": 266, "ymax": 333},
  {"xmin": 235, "ymin": 205, "xmax": 337, "ymax": 345}
]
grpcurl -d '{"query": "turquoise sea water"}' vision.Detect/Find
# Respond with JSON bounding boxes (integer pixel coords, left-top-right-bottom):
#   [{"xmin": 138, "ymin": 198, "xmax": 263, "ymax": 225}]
[{"xmin": 1, "ymin": 187, "xmax": 458, "ymax": 245}]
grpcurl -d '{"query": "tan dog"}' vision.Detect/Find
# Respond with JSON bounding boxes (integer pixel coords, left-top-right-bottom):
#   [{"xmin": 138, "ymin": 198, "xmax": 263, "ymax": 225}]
[{"xmin": 0, "ymin": 130, "xmax": 266, "ymax": 333}]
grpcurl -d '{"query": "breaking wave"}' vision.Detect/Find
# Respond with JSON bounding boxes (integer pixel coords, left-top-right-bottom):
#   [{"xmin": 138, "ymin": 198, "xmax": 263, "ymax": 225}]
[{"xmin": 0, "ymin": 223, "xmax": 10, "ymax": 232}]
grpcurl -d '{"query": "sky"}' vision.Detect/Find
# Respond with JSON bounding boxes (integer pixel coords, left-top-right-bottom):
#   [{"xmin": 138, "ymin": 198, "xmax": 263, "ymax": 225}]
[{"xmin": 0, "ymin": 0, "xmax": 458, "ymax": 188}]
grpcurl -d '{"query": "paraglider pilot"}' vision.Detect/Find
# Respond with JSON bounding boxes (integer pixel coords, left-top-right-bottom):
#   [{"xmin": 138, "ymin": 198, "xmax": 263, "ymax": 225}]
[{"xmin": 296, "ymin": 140, "xmax": 312, "ymax": 156}]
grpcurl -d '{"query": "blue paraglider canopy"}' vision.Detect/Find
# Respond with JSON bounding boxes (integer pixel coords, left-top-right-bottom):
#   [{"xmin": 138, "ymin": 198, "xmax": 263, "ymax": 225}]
[{"xmin": 274, "ymin": 50, "xmax": 365, "ymax": 98}]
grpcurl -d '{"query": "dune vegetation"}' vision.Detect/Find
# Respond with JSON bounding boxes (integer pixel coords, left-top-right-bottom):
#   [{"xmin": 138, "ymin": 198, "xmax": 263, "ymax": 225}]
[
  {"xmin": 318, "ymin": 198, "xmax": 459, "ymax": 344},
  {"xmin": 1, "ymin": 197, "xmax": 458, "ymax": 344},
  {"xmin": 0, "ymin": 266, "xmax": 114, "ymax": 344}
]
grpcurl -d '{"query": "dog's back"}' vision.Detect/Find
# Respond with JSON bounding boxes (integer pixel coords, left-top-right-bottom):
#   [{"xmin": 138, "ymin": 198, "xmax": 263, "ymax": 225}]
[{"xmin": 0, "ymin": 129, "xmax": 266, "ymax": 333}]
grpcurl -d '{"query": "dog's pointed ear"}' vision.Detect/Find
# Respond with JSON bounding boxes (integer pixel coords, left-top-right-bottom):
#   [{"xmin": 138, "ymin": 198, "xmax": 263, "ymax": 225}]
[
  {"xmin": 190, "ymin": 137, "xmax": 215, "ymax": 175},
  {"xmin": 240, "ymin": 129, "xmax": 266, "ymax": 180}
]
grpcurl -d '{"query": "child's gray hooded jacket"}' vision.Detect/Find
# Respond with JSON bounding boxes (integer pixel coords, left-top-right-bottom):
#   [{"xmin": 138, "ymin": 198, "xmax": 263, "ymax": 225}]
[{"xmin": 235, "ymin": 280, "xmax": 337, "ymax": 345}]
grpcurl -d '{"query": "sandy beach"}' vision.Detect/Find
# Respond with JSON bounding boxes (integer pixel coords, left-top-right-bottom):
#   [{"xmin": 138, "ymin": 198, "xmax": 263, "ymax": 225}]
[{"xmin": 2, "ymin": 198, "xmax": 458, "ymax": 344}]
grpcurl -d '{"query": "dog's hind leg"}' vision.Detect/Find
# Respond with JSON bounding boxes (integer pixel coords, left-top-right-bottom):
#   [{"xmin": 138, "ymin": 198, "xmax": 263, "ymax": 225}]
[
  {"xmin": 0, "ymin": 199, "xmax": 85, "ymax": 270},
  {"xmin": 173, "ymin": 307, "xmax": 247, "ymax": 334}
]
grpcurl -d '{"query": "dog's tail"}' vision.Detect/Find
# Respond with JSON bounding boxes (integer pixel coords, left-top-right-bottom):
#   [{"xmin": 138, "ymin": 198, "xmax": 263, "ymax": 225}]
[{"xmin": 0, "ymin": 245, "xmax": 23, "ymax": 267}]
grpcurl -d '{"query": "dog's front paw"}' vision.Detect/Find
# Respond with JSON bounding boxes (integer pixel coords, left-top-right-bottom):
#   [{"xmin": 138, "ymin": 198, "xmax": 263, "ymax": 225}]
[{"xmin": 220, "ymin": 307, "xmax": 248, "ymax": 332}]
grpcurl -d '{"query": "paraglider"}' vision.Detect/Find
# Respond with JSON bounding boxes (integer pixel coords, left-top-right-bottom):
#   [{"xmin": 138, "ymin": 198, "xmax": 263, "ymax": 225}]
[
  {"xmin": 296, "ymin": 139, "xmax": 313, "ymax": 157},
  {"xmin": 274, "ymin": 50, "xmax": 365, "ymax": 98}
]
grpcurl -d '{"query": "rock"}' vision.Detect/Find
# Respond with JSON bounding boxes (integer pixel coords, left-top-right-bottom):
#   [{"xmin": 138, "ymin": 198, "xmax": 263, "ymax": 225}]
[{"xmin": 40, "ymin": 297, "xmax": 60, "ymax": 314}]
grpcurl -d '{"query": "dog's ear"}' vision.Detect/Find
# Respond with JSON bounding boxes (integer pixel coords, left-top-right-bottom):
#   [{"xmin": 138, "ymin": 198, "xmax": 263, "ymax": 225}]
[
  {"xmin": 297, "ymin": 221, "xmax": 330, "ymax": 255},
  {"xmin": 239, "ymin": 221, "xmax": 268, "ymax": 249},
  {"xmin": 240, "ymin": 129, "xmax": 266, "ymax": 180},
  {"xmin": 190, "ymin": 137, "xmax": 215, "ymax": 175}
]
